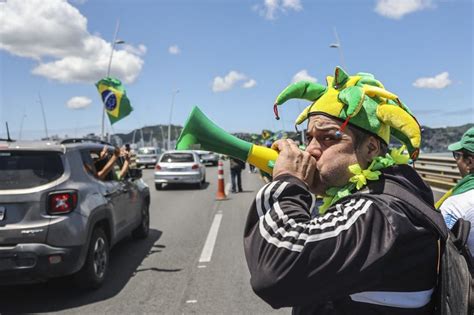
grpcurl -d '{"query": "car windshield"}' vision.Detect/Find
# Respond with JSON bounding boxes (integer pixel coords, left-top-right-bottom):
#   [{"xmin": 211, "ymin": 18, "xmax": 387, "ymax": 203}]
[
  {"xmin": 160, "ymin": 153, "xmax": 194, "ymax": 163},
  {"xmin": 138, "ymin": 148, "xmax": 156, "ymax": 155},
  {"xmin": 0, "ymin": 151, "xmax": 64, "ymax": 189}
]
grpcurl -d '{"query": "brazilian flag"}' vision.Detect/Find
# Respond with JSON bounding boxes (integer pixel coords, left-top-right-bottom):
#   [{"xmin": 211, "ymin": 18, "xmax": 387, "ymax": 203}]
[{"xmin": 96, "ymin": 77, "xmax": 133, "ymax": 124}]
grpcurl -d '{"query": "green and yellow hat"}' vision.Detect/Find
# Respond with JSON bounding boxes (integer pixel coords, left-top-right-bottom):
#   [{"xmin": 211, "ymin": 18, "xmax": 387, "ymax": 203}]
[{"xmin": 273, "ymin": 67, "xmax": 422, "ymax": 160}]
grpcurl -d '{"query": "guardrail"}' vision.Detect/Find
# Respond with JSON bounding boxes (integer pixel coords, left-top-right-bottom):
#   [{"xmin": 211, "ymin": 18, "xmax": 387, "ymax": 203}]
[{"xmin": 414, "ymin": 155, "xmax": 460, "ymax": 191}]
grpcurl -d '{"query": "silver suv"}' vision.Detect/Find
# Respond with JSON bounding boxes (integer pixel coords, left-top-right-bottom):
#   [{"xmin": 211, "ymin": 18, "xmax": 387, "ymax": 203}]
[{"xmin": 0, "ymin": 139, "xmax": 150, "ymax": 288}]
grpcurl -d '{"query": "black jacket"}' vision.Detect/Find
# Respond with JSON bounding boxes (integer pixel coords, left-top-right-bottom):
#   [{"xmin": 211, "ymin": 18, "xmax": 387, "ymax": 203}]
[
  {"xmin": 244, "ymin": 165, "xmax": 439, "ymax": 314},
  {"xmin": 230, "ymin": 157, "xmax": 245, "ymax": 171}
]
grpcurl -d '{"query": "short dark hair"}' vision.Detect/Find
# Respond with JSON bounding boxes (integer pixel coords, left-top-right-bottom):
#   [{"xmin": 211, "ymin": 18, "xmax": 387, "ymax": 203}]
[
  {"xmin": 349, "ymin": 125, "xmax": 388, "ymax": 156},
  {"xmin": 460, "ymin": 149, "xmax": 474, "ymax": 159}
]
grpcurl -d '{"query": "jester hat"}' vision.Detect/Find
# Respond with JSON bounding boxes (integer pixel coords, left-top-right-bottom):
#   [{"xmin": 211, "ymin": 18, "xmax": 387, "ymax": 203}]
[{"xmin": 274, "ymin": 67, "xmax": 422, "ymax": 159}]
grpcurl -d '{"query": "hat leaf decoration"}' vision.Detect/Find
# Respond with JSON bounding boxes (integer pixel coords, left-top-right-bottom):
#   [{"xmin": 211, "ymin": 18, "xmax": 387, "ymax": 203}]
[
  {"xmin": 363, "ymin": 85, "xmax": 398, "ymax": 101},
  {"xmin": 376, "ymin": 104, "xmax": 421, "ymax": 159},
  {"xmin": 357, "ymin": 76, "xmax": 385, "ymax": 89},
  {"xmin": 334, "ymin": 66, "xmax": 349, "ymax": 88},
  {"xmin": 274, "ymin": 81, "xmax": 327, "ymax": 106},
  {"xmin": 338, "ymin": 86, "xmax": 365, "ymax": 117}
]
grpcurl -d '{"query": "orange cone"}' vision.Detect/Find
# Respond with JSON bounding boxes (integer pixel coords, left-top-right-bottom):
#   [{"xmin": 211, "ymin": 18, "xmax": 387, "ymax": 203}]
[{"xmin": 216, "ymin": 160, "xmax": 227, "ymax": 200}]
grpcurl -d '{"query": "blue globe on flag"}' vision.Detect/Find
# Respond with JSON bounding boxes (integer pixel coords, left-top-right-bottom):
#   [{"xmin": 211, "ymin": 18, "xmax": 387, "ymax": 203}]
[
  {"xmin": 102, "ymin": 90, "xmax": 117, "ymax": 111},
  {"xmin": 96, "ymin": 77, "xmax": 132, "ymax": 125}
]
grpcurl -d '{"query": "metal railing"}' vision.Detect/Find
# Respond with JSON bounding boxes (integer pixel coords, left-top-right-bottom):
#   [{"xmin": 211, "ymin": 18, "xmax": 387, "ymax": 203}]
[{"xmin": 414, "ymin": 155, "xmax": 460, "ymax": 191}]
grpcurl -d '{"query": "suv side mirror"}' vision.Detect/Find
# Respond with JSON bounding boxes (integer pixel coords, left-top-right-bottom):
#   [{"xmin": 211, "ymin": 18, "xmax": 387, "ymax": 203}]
[{"xmin": 128, "ymin": 168, "xmax": 142, "ymax": 180}]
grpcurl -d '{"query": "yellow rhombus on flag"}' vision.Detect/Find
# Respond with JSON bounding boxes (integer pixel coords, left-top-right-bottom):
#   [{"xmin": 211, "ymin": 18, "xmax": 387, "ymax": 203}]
[{"xmin": 96, "ymin": 77, "xmax": 133, "ymax": 124}]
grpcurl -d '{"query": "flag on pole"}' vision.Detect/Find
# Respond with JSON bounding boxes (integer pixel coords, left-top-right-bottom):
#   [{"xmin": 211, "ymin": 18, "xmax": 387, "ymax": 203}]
[{"xmin": 96, "ymin": 77, "xmax": 133, "ymax": 124}]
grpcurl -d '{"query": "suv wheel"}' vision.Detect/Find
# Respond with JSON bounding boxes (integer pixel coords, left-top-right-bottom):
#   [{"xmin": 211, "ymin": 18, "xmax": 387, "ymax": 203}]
[
  {"xmin": 75, "ymin": 227, "xmax": 109, "ymax": 289},
  {"xmin": 155, "ymin": 183, "xmax": 162, "ymax": 190},
  {"xmin": 132, "ymin": 204, "xmax": 150, "ymax": 239}
]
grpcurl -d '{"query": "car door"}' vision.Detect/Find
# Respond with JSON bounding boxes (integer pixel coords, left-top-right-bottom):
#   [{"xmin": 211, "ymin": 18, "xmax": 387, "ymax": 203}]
[
  {"xmin": 82, "ymin": 149, "xmax": 130, "ymax": 238},
  {"xmin": 113, "ymin": 157, "xmax": 141, "ymax": 228}
]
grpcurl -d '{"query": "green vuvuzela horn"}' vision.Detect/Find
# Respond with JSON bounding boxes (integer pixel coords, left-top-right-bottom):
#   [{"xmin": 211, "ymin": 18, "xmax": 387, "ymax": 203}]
[{"xmin": 175, "ymin": 106, "xmax": 278, "ymax": 174}]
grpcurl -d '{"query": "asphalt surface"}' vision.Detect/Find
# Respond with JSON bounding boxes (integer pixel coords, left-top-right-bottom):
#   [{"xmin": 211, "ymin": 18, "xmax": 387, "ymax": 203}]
[{"xmin": 0, "ymin": 162, "xmax": 289, "ymax": 314}]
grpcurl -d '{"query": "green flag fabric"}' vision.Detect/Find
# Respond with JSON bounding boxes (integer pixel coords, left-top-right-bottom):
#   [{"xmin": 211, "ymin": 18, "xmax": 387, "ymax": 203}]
[{"xmin": 96, "ymin": 77, "xmax": 133, "ymax": 124}]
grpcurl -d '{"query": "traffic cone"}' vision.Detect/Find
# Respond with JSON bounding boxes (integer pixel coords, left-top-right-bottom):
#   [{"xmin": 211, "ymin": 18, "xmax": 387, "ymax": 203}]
[{"xmin": 216, "ymin": 160, "xmax": 227, "ymax": 200}]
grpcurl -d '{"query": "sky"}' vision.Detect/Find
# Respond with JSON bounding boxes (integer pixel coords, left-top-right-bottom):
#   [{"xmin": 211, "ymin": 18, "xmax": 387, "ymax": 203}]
[{"xmin": 0, "ymin": 0, "xmax": 473, "ymax": 140}]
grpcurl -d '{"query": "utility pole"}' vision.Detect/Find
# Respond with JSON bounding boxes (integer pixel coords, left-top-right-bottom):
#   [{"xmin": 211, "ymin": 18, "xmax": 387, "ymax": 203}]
[
  {"xmin": 167, "ymin": 89, "xmax": 179, "ymax": 150},
  {"xmin": 329, "ymin": 27, "xmax": 347, "ymax": 70},
  {"xmin": 38, "ymin": 92, "xmax": 49, "ymax": 139},
  {"xmin": 159, "ymin": 125, "xmax": 166, "ymax": 149},
  {"xmin": 149, "ymin": 129, "xmax": 153, "ymax": 147},
  {"xmin": 18, "ymin": 105, "xmax": 27, "ymax": 140},
  {"xmin": 101, "ymin": 19, "xmax": 125, "ymax": 140}
]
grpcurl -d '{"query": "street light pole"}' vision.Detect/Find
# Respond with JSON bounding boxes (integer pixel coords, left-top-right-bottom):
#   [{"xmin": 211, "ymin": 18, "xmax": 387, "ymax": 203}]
[
  {"xmin": 18, "ymin": 114, "xmax": 27, "ymax": 140},
  {"xmin": 37, "ymin": 92, "xmax": 49, "ymax": 140},
  {"xmin": 167, "ymin": 89, "xmax": 179, "ymax": 150},
  {"xmin": 101, "ymin": 19, "xmax": 125, "ymax": 140},
  {"xmin": 329, "ymin": 27, "xmax": 347, "ymax": 70}
]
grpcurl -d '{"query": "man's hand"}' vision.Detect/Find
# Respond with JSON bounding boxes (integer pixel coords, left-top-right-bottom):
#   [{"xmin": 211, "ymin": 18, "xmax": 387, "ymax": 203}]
[
  {"xmin": 120, "ymin": 147, "xmax": 131, "ymax": 161},
  {"xmin": 271, "ymin": 139, "xmax": 317, "ymax": 189}
]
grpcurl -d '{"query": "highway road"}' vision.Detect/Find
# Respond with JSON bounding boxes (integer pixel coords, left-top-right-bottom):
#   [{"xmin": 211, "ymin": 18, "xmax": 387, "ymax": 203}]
[{"xmin": 0, "ymin": 163, "xmax": 288, "ymax": 314}]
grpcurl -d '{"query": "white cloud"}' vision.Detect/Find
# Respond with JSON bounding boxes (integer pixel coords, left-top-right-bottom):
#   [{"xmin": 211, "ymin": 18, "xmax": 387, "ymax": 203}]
[
  {"xmin": 66, "ymin": 96, "xmax": 92, "ymax": 109},
  {"xmin": 413, "ymin": 72, "xmax": 451, "ymax": 89},
  {"xmin": 254, "ymin": 0, "xmax": 302, "ymax": 20},
  {"xmin": 69, "ymin": 0, "xmax": 88, "ymax": 4},
  {"xmin": 169, "ymin": 45, "xmax": 181, "ymax": 55},
  {"xmin": 0, "ymin": 0, "xmax": 145, "ymax": 84},
  {"xmin": 243, "ymin": 79, "xmax": 257, "ymax": 89},
  {"xmin": 282, "ymin": 0, "xmax": 302, "ymax": 11},
  {"xmin": 123, "ymin": 43, "xmax": 147, "ymax": 56},
  {"xmin": 375, "ymin": 0, "xmax": 434, "ymax": 19},
  {"xmin": 212, "ymin": 71, "xmax": 256, "ymax": 92},
  {"xmin": 291, "ymin": 69, "xmax": 317, "ymax": 83}
]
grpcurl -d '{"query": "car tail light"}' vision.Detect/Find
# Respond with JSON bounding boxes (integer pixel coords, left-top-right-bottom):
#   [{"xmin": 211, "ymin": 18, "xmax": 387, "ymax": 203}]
[
  {"xmin": 191, "ymin": 164, "xmax": 199, "ymax": 170},
  {"xmin": 48, "ymin": 191, "xmax": 77, "ymax": 215},
  {"xmin": 155, "ymin": 164, "xmax": 162, "ymax": 170}
]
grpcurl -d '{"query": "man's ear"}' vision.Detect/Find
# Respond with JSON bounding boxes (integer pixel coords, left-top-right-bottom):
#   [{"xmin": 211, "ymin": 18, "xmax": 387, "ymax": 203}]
[
  {"xmin": 466, "ymin": 154, "xmax": 474, "ymax": 171},
  {"xmin": 360, "ymin": 136, "xmax": 381, "ymax": 164}
]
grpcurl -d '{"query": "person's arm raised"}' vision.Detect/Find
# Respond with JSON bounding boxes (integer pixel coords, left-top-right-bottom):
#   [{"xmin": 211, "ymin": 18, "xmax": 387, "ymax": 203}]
[{"xmin": 97, "ymin": 147, "xmax": 120, "ymax": 180}]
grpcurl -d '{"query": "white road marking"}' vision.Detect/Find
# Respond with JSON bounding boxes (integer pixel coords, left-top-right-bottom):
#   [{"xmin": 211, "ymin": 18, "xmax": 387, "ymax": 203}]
[
  {"xmin": 186, "ymin": 300, "xmax": 197, "ymax": 304},
  {"xmin": 225, "ymin": 182, "xmax": 232, "ymax": 195},
  {"xmin": 197, "ymin": 265, "xmax": 207, "ymax": 268},
  {"xmin": 199, "ymin": 213, "xmax": 223, "ymax": 263}
]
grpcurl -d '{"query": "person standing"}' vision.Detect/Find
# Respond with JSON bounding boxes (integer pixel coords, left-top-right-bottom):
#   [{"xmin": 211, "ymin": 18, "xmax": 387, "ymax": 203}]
[
  {"xmin": 244, "ymin": 67, "xmax": 440, "ymax": 314},
  {"xmin": 230, "ymin": 156, "xmax": 245, "ymax": 193},
  {"xmin": 437, "ymin": 127, "xmax": 474, "ymax": 257}
]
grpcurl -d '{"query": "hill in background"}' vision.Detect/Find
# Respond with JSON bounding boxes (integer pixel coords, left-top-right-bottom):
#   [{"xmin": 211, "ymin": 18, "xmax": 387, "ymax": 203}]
[
  {"xmin": 114, "ymin": 123, "xmax": 473, "ymax": 153},
  {"xmin": 420, "ymin": 123, "xmax": 473, "ymax": 153}
]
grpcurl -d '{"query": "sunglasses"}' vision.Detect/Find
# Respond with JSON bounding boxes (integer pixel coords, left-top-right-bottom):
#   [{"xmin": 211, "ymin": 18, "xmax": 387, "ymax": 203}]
[{"xmin": 452, "ymin": 151, "xmax": 464, "ymax": 160}]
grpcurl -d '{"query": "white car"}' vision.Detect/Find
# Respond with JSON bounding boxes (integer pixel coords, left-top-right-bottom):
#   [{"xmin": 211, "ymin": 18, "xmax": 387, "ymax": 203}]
[
  {"xmin": 136, "ymin": 147, "xmax": 160, "ymax": 168},
  {"xmin": 195, "ymin": 150, "xmax": 219, "ymax": 166},
  {"xmin": 154, "ymin": 150, "xmax": 206, "ymax": 190}
]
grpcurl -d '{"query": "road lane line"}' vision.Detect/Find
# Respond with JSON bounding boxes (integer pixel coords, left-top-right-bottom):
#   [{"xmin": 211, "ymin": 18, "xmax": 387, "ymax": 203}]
[
  {"xmin": 199, "ymin": 213, "xmax": 223, "ymax": 263},
  {"xmin": 225, "ymin": 182, "xmax": 232, "ymax": 195}
]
